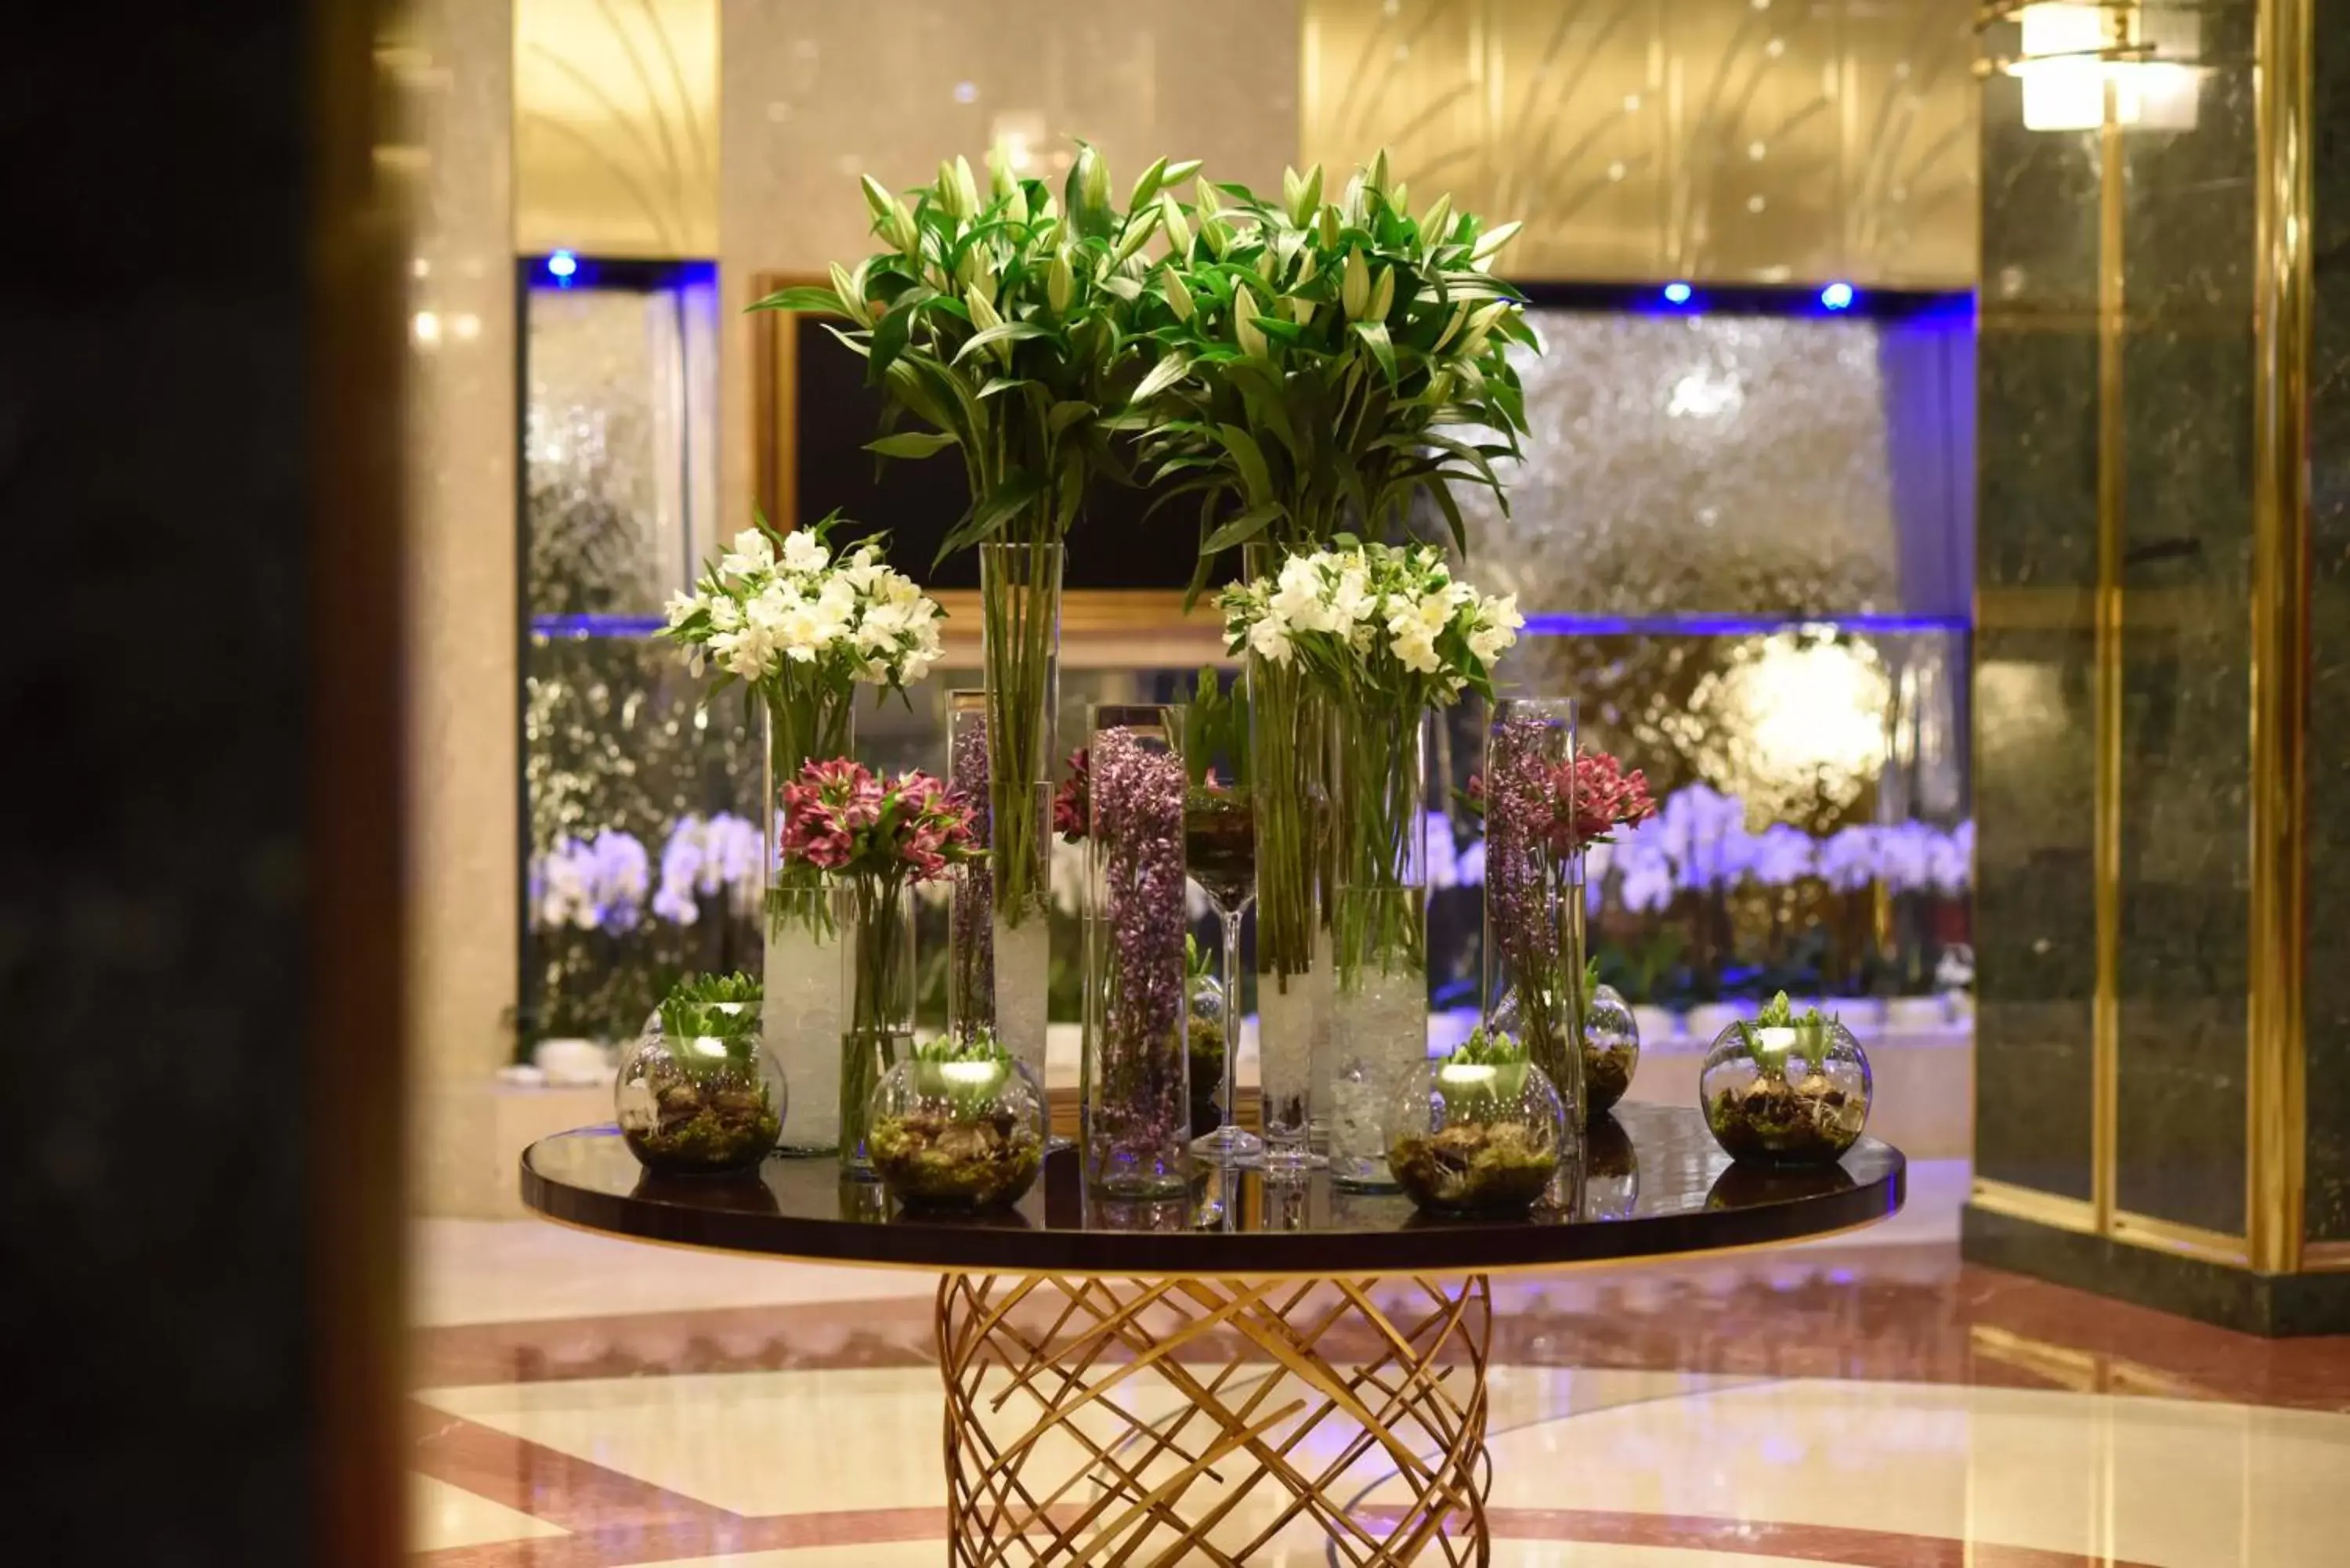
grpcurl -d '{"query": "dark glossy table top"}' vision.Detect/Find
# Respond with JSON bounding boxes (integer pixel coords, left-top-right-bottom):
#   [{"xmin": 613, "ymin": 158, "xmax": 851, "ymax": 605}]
[{"xmin": 520, "ymin": 1104, "xmax": 1904, "ymax": 1277}]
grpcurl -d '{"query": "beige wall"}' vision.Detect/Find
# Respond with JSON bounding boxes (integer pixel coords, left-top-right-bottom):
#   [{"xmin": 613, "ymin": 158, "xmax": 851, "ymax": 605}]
[
  {"xmin": 396, "ymin": 0, "xmax": 520, "ymax": 1088},
  {"xmin": 717, "ymin": 0, "xmax": 1303, "ymax": 520}
]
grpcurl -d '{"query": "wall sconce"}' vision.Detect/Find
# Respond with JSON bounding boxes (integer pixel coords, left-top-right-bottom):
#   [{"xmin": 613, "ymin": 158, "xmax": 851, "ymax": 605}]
[{"xmin": 2005, "ymin": 3, "xmax": 2200, "ymax": 133}]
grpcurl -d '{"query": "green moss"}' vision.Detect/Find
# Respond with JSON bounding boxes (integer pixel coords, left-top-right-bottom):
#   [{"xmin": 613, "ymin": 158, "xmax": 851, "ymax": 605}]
[
  {"xmin": 871, "ymin": 1110, "xmax": 1043, "ymax": 1209},
  {"xmin": 1390, "ymin": 1120, "xmax": 1556, "ymax": 1215}
]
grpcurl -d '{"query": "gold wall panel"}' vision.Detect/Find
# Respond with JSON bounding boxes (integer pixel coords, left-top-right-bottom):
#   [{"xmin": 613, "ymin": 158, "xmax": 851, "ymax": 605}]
[
  {"xmin": 515, "ymin": 0, "xmax": 718, "ymax": 258},
  {"xmin": 1303, "ymin": 0, "xmax": 1979, "ymax": 288}
]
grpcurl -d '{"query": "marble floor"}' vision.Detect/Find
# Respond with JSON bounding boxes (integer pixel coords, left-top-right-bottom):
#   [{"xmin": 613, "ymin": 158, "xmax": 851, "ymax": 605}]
[{"xmin": 409, "ymin": 1165, "xmax": 2350, "ymax": 1567}]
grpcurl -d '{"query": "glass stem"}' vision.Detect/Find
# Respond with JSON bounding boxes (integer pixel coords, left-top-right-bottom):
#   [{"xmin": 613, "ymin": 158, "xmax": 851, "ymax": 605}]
[{"xmin": 1221, "ymin": 898, "xmax": 1249, "ymax": 1126}]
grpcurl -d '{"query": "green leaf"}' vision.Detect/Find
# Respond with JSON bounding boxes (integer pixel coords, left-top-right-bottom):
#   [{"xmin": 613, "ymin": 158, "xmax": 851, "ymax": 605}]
[
  {"xmin": 1048, "ymin": 399, "xmax": 1094, "ymax": 436},
  {"xmin": 952, "ymin": 321, "xmax": 1051, "ymax": 364},
  {"xmin": 1130, "ymin": 351, "xmax": 1192, "ymax": 406},
  {"xmin": 1351, "ymin": 319, "xmax": 1398, "ymax": 385},
  {"xmin": 976, "ymin": 375, "xmax": 1034, "ymax": 399},
  {"xmin": 1213, "ymin": 423, "xmax": 1274, "ymax": 508},
  {"xmin": 935, "ymin": 470, "xmax": 1045, "ymax": 564},
  {"xmin": 1202, "ymin": 501, "xmax": 1281, "ymax": 554},
  {"xmin": 865, "ymin": 431, "xmax": 959, "ymax": 459},
  {"xmin": 1426, "ymin": 475, "xmax": 1469, "ymax": 558},
  {"xmin": 749, "ymin": 284, "xmax": 845, "ymax": 314}
]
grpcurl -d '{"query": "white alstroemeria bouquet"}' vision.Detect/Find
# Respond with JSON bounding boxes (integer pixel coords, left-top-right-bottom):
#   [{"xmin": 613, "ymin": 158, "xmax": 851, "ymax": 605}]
[
  {"xmin": 660, "ymin": 513, "xmax": 944, "ymax": 934},
  {"xmin": 1219, "ymin": 539, "xmax": 1520, "ymax": 715},
  {"xmin": 1221, "ymin": 540, "xmax": 1521, "ymax": 980}
]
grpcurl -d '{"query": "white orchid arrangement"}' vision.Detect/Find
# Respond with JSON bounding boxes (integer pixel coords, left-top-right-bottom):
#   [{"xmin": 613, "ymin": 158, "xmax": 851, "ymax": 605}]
[
  {"xmin": 661, "ymin": 512, "xmax": 942, "ymax": 699},
  {"xmin": 1216, "ymin": 540, "xmax": 1521, "ymax": 708}
]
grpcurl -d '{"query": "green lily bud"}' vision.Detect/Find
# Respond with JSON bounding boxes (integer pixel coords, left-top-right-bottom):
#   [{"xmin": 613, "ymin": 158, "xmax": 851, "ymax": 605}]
[
  {"xmin": 1423, "ymin": 368, "xmax": 1454, "ymax": 406},
  {"xmin": 1421, "ymin": 192, "xmax": 1454, "ymax": 243},
  {"xmin": 967, "ymin": 268, "xmax": 997, "ymax": 310},
  {"xmin": 1367, "ymin": 147, "xmax": 1391, "ymax": 195},
  {"xmin": 1202, "ymin": 215, "xmax": 1232, "ymax": 258},
  {"xmin": 1162, "ymin": 158, "xmax": 1203, "ymax": 186},
  {"xmin": 1285, "ymin": 294, "xmax": 1315, "ymax": 327},
  {"xmin": 1112, "ymin": 204, "xmax": 1163, "ymax": 266},
  {"xmin": 1340, "ymin": 250, "xmax": 1369, "ymax": 320},
  {"xmin": 1295, "ymin": 251, "xmax": 1319, "ymax": 286},
  {"xmin": 1368, "ymin": 264, "xmax": 1395, "ymax": 321},
  {"xmin": 1194, "ymin": 175, "xmax": 1221, "ymax": 218},
  {"xmin": 859, "ymin": 173, "xmax": 895, "ymax": 222},
  {"xmin": 954, "ymin": 156, "xmax": 981, "ymax": 221},
  {"xmin": 1319, "ymin": 204, "xmax": 1342, "ymax": 249},
  {"xmin": 967, "ymin": 288, "xmax": 1003, "ymax": 335},
  {"xmin": 1047, "ymin": 251, "xmax": 1075, "ymax": 315},
  {"xmin": 1233, "ymin": 286, "xmax": 1267, "ymax": 357},
  {"xmin": 1128, "ymin": 155, "xmax": 1170, "ymax": 211},
  {"xmin": 1389, "ymin": 180, "xmax": 1409, "ymax": 216},
  {"xmin": 987, "ymin": 143, "xmax": 1018, "ymax": 200},
  {"xmin": 828, "ymin": 261, "xmax": 870, "ymax": 327},
  {"xmin": 1079, "ymin": 143, "xmax": 1110, "ymax": 216},
  {"xmin": 1162, "ymin": 270, "xmax": 1195, "ymax": 323},
  {"xmin": 1160, "ymin": 193, "xmax": 1192, "ymax": 257},
  {"xmin": 1470, "ymin": 219, "xmax": 1523, "ymax": 266},
  {"xmin": 889, "ymin": 199, "xmax": 920, "ymax": 256},
  {"xmin": 936, "ymin": 159, "xmax": 962, "ymax": 217}
]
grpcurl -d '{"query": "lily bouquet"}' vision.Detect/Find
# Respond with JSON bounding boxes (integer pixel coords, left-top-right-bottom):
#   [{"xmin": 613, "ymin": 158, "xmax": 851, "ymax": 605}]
[
  {"xmin": 777, "ymin": 761, "xmax": 981, "ymax": 1162},
  {"xmin": 658, "ymin": 513, "xmax": 943, "ymax": 935},
  {"xmin": 754, "ymin": 144, "xmax": 1191, "ymax": 933}
]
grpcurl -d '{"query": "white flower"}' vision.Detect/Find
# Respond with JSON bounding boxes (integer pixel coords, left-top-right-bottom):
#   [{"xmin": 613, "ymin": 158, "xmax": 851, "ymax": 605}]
[
  {"xmin": 662, "ymin": 590, "xmax": 701, "ymax": 629},
  {"xmin": 1329, "ymin": 565, "xmax": 1374, "ymax": 632},
  {"xmin": 707, "ymin": 595, "xmax": 743, "ymax": 631},
  {"xmin": 1248, "ymin": 615, "xmax": 1294, "ymax": 663},
  {"xmin": 1389, "ymin": 623, "xmax": 1441, "ymax": 674},
  {"xmin": 719, "ymin": 527, "xmax": 775, "ymax": 579},
  {"xmin": 780, "ymin": 529, "xmax": 830, "ymax": 573}
]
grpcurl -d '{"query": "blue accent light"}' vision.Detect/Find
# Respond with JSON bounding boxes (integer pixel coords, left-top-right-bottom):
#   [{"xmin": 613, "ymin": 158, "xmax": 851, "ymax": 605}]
[
  {"xmin": 531, "ymin": 612, "xmax": 668, "ymax": 639},
  {"xmin": 1662, "ymin": 281, "xmax": 1694, "ymax": 305},
  {"xmin": 548, "ymin": 249, "xmax": 579, "ymax": 283},
  {"xmin": 1518, "ymin": 612, "xmax": 1969, "ymax": 638},
  {"xmin": 1820, "ymin": 281, "xmax": 1856, "ymax": 312}
]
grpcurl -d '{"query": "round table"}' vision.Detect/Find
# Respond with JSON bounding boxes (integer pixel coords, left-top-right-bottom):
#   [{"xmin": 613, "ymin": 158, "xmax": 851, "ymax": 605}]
[{"xmin": 523, "ymin": 1104, "xmax": 1903, "ymax": 1566}]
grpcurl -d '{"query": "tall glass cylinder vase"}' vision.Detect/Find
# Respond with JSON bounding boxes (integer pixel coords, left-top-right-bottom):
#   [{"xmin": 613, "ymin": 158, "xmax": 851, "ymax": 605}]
[
  {"xmin": 1326, "ymin": 711, "xmax": 1428, "ymax": 1190},
  {"xmin": 762, "ymin": 690, "xmax": 854, "ymax": 1156},
  {"xmin": 838, "ymin": 879, "xmax": 914, "ymax": 1176},
  {"xmin": 978, "ymin": 543, "xmax": 1061, "ymax": 1091},
  {"xmin": 1082, "ymin": 704, "xmax": 1189, "ymax": 1198},
  {"xmin": 1243, "ymin": 544, "xmax": 1334, "ymax": 1175},
  {"xmin": 945, "ymin": 690, "xmax": 994, "ymax": 1042},
  {"xmin": 1483, "ymin": 699, "xmax": 1589, "ymax": 1128}
]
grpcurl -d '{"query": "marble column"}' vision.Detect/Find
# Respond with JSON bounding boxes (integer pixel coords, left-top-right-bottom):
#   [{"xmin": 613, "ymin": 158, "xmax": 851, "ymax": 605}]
[{"xmin": 1965, "ymin": 0, "xmax": 2350, "ymax": 1333}]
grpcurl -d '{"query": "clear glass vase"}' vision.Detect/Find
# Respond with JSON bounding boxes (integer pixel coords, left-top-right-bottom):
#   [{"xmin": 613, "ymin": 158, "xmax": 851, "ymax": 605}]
[
  {"xmin": 1700, "ymin": 1010, "xmax": 1872, "ymax": 1166},
  {"xmin": 1383, "ymin": 1055, "xmax": 1567, "ymax": 1216},
  {"xmin": 839, "ymin": 879, "xmax": 915, "ymax": 1176},
  {"xmin": 1327, "ymin": 714, "xmax": 1429, "ymax": 1190},
  {"xmin": 867, "ymin": 1055, "xmax": 1046, "ymax": 1210},
  {"xmin": 1584, "ymin": 981, "xmax": 1641, "ymax": 1119},
  {"xmin": 1081, "ymin": 703, "xmax": 1190, "ymax": 1198},
  {"xmin": 1244, "ymin": 544, "xmax": 1333, "ymax": 1175},
  {"xmin": 978, "ymin": 542, "xmax": 1061, "ymax": 1075},
  {"xmin": 615, "ymin": 1000, "xmax": 783, "ymax": 1176},
  {"xmin": 1481, "ymin": 698, "xmax": 1587, "ymax": 1125},
  {"xmin": 762, "ymin": 692, "xmax": 853, "ymax": 1156}
]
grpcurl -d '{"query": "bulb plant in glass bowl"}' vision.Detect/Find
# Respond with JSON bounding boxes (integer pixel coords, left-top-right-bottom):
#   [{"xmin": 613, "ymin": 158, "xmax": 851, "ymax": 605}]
[
  {"xmin": 1700, "ymin": 991, "xmax": 1872, "ymax": 1167},
  {"xmin": 753, "ymin": 143, "xmax": 1194, "ymax": 1066},
  {"xmin": 868, "ymin": 1027, "xmax": 1046, "ymax": 1210},
  {"xmin": 616, "ymin": 973, "xmax": 783, "ymax": 1176},
  {"xmin": 1385, "ymin": 1025, "xmax": 1566, "ymax": 1216}
]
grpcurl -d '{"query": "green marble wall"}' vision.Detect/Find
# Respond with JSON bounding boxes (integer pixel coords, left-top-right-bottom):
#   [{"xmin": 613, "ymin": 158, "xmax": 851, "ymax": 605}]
[
  {"xmin": 1972, "ymin": 73, "xmax": 2102, "ymax": 1202},
  {"xmin": 2305, "ymin": 13, "xmax": 2350, "ymax": 1244},
  {"xmin": 2110, "ymin": 6, "xmax": 2257, "ymax": 1235}
]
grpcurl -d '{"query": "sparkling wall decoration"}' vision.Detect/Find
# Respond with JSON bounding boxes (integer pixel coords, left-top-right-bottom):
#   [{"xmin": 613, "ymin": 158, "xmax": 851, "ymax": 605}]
[
  {"xmin": 1302, "ymin": 0, "xmax": 1977, "ymax": 288},
  {"xmin": 1462, "ymin": 309, "xmax": 1908, "ymax": 617}
]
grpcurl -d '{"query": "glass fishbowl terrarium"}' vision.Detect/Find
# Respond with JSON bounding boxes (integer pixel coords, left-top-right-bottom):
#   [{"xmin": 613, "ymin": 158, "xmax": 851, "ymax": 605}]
[
  {"xmin": 1699, "ymin": 992, "xmax": 1871, "ymax": 1166},
  {"xmin": 615, "ymin": 974, "xmax": 783, "ymax": 1176},
  {"xmin": 867, "ymin": 1031, "xmax": 1047, "ymax": 1210},
  {"xmin": 1384, "ymin": 1028, "xmax": 1567, "ymax": 1216},
  {"xmin": 1582, "ymin": 981, "xmax": 1641, "ymax": 1118}
]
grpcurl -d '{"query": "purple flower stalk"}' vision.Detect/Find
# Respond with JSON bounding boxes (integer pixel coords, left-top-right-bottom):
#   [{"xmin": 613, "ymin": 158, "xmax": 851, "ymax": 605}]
[
  {"xmin": 949, "ymin": 714, "xmax": 995, "ymax": 1039},
  {"xmin": 1090, "ymin": 724, "xmax": 1188, "ymax": 1187},
  {"xmin": 1484, "ymin": 712, "xmax": 1576, "ymax": 1093}
]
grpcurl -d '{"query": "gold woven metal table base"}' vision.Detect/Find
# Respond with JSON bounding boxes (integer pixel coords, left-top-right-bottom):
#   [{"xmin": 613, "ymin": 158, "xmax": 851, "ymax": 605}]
[{"xmin": 935, "ymin": 1272, "xmax": 1494, "ymax": 1566}]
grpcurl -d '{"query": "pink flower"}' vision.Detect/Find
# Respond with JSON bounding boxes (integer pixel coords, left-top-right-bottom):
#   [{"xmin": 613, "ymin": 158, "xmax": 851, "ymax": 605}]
[
  {"xmin": 1558, "ymin": 750, "xmax": 1656, "ymax": 850},
  {"xmin": 1052, "ymin": 747, "xmax": 1091, "ymax": 843},
  {"xmin": 778, "ymin": 757, "xmax": 980, "ymax": 885}
]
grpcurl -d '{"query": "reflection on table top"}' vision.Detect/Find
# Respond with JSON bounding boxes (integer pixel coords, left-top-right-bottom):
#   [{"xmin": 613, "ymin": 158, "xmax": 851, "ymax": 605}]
[{"xmin": 521, "ymin": 1104, "xmax": 1904, "ymax": 1277}]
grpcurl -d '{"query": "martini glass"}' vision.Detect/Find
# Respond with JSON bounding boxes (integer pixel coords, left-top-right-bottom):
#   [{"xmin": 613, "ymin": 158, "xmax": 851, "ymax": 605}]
[{"xmin": 1186, "ymin": 780, "xmax": 1262, "ymax": 1165}]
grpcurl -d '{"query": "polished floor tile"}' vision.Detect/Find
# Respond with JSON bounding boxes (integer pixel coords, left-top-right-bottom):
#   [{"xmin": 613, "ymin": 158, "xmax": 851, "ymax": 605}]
[{"xmin": 411, "ymin": 1474, "xmax": 569, "ymax": 1551}]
